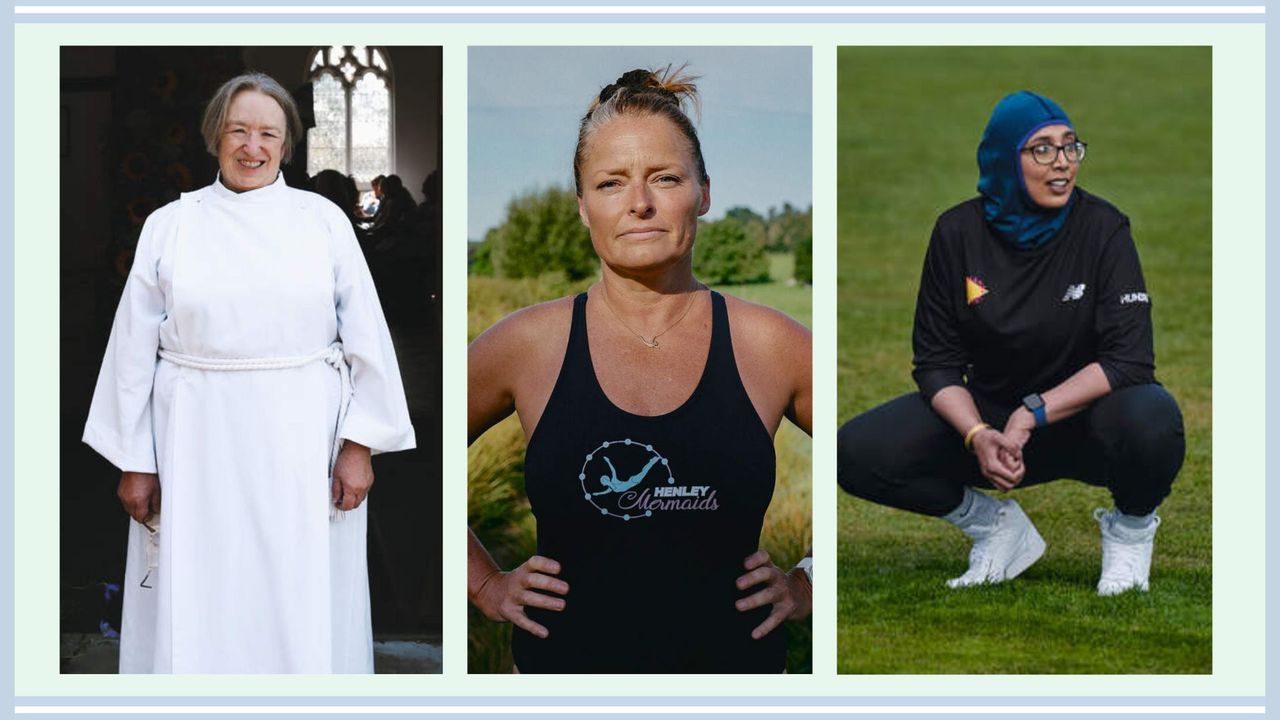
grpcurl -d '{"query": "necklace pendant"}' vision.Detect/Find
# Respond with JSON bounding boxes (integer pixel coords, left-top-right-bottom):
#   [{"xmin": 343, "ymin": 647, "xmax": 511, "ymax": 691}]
[{"xmin": 643, "ymin": 338, "xmax": 660, "ymax": 349}]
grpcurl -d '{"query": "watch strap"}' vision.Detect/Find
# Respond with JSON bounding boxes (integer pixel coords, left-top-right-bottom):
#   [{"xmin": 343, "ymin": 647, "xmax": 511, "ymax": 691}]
[{"xmin": 1022, "ymin": 393, "xmax": 1048, "ymax": 427}]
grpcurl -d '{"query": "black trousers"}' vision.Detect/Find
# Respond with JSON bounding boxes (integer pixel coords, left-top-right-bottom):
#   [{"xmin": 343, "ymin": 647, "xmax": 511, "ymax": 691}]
[{"xmin": 837, "ymin": 384, "xmax": 1185, "ymax": 517}]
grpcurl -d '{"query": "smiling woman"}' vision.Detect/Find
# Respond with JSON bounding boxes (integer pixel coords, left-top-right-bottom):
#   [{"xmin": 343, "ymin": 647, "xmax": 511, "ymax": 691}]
[
  {"xmin": 1018, "ymin": 125, "xmax": 1081, "ymax": 209},
  {"xmin": 215, "ymin": 91, "xmax": 286, "ymax": 191},
  {"xmin": 199, "ymin": 74, "xmax": 303, "ymax": 193},
  {"xmin": 466, "ymin": 66, "xmax": 813, "ymax": 674},
  {"xmin": 82, "ymin": 72, "xmax": 414, "ymax": 673},
  {"xmin": 837, "ymin": 90, "xmax": 1185, "ymax": 596}
]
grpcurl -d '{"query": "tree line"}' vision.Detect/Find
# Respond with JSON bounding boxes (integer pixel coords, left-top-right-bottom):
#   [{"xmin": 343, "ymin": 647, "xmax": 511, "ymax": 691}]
[{"xmin": 470, "ymin": 186, "xmax": 812, "ymax": 286}]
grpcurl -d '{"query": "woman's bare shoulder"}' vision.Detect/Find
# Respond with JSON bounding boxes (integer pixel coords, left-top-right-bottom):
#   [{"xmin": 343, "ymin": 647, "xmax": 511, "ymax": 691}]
[
  {"xmin": 719, "ymin": 292, "xmax": 812, "ymax": 433},
  {"xmin": 469, "ymin": 295, "xmax": 578, "ymax": 436},
  {"xmin": 469, "ymin": 295, "xmax": 578, "ymax": 385},
  {"xmin": 472, "ymin": 296, "xmax": 576, "ymax": 349}
]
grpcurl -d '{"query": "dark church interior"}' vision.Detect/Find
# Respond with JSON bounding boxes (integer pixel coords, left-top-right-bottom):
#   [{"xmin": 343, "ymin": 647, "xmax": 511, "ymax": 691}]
[{"xmin": 59, "ymin": 46, "xmax": 443, "ymax": 673}]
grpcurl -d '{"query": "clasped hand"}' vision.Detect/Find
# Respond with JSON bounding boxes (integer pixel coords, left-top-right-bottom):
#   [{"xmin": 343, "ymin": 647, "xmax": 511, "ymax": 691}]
[
  {"xmin": 476, "ymin": 549, "xmax": 811, "ymax": 641},
  {"xmin": 972, "ymin": 409, "xmax": 1036, "ymax": 491}
]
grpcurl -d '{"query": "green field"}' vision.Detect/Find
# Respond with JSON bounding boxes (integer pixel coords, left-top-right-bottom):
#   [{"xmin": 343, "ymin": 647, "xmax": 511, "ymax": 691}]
[
  {"xmin": 836, "ymin": 47, "xmax": 1212, "ymax": 673},
  {"xmin": 468, "ymin": 254, "xmax": 813, "ymax": 673}
]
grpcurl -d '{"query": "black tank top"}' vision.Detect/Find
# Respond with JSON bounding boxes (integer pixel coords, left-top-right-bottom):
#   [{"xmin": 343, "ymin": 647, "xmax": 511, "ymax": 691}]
[{"xmin": 513, "ymin": 290, "xmax": 783, "ymax": 673}]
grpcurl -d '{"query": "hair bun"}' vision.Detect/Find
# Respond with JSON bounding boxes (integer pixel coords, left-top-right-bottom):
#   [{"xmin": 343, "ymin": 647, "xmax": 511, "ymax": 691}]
[
  {"xmin": 597, "ymin": 69, "xmax": 656, "ymax": 106},
  {"xmin": 617, "ymin": 68, "xmax": 655, "ymax": 88},
  {"xmin": 590, "ymin": 64, "xmax": 700, "ymax": 118}
]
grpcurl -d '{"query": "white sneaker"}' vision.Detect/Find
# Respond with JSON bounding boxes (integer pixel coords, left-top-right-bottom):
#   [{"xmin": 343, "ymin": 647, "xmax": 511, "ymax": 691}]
[
  {"xmin": 947, "ymin": 499, "xmax": 1046, "ymax": 588},
  {"xmin": 1095, "ymin": 508, "xmax": 1160, "ymax": 596}
]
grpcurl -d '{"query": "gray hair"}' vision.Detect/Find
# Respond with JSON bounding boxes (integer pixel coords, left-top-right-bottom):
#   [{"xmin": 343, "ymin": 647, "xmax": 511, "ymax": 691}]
[{"xmin": 200, "ymin": 73, "xmax": 305, "ymax": 163}]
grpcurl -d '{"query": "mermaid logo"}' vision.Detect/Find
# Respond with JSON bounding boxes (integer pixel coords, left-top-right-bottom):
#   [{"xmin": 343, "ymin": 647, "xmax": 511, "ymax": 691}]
[
  {"xmin": 594, "ymin": 455, "xmax": 660, "ymax": 496},
  {"xmin": 578, "ymin": 438, "xmax": 718, "ymax": 521}
]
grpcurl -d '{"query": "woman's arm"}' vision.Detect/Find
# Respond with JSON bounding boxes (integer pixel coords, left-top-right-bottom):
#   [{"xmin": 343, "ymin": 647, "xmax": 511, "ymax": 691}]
[
  {"xmin": 1001, "ymin": 362, "xmax": 1112, "ymax": 459},
  {"xmin": 1093, "ymin": 219, "xmax": 1156, "ymax": 390},
  {"xmin": 330, "ymin": 207, "xmax": 415, "ymax": 457},
  {"xmin": 911, "ymin": 221, "xmax": 970, "ymax": 399},
  {"xmin": 909, "ymin": 215, "xmax": 1028, "ymax": 489},
  {"xmin": 722, "ymin": 295, "xmax": 812, "ymax": 437},
  {"xmin": 328, "ymin": 204, "xmax": 415, "ymax": 509},
  {"xmin": 1003, "ymin": 219, "xmax": 1153, "ymax": 465},
  {"xmin": 467, "ymin": 301, "xmax": 574, "ymax": 633},
  {"xmin": 467, "ymin": 298, "xmax": 572, "ymax": 443},
  {"xmin": 83, "ymin": 207, "xmax": 173, "ymax": 520},
  {"xmin": 786, "ymin": 323, "xmax": 813, "ymax": 436},
  {"xmin": 467, "ymin": 320, "xmax": 519, "ymax": 445},
  {"xmin": 83, "ymin": 214, "xmax": 168, "ymax": 475}
]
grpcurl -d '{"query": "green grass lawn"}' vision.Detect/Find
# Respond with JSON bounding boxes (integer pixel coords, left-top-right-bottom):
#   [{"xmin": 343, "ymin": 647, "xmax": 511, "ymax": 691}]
[
  {"xmin": 720, "ymin": 252, "xmax": 812, "ymax": 329},
  {"xmin": 836, "ymin": 47, "xmax": 1212, "ymax": 674},
  {"xmin": 468, "ymin": 258, "xmax": 813, "ymax": 673}
]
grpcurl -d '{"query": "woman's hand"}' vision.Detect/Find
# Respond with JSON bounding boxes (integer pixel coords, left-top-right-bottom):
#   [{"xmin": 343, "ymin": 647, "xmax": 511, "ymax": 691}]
[
  {"xmin": 332, "ymin": 441, "xmax": 374, "ymax": 510},
  {"xmin": 117, "ymin": 472, "xmax": 160, "ymax": 523},
  {"xmin": 930, "ymin": 385, "xmax": 1025, "ymax": 489},
  {"xmin": 971, "ymin": 428, "xmax": 1025, "ymax": 491},
  {"xmin": 473, "ymin": 556, "xmax": 569, "ymax": 639},
  {"xmin": 1002, "ymin": 406, "xmax": 1036, "ymax": 457},
  {"xmin": 735, "ymin": 550, "xmax": 812, "ymax": 640}
]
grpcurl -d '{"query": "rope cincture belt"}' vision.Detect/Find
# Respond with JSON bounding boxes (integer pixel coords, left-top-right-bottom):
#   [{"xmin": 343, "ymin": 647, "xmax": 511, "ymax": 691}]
[{"xmin": 158, "ymin": 341, "xmax": 353, "ymax": 521}]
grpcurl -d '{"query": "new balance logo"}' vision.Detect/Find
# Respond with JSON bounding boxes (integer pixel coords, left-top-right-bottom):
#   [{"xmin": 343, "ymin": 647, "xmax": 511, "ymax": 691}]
[
  {"xmin": 1120, "ymin": 292, "xmax": 1150, "ymax": 305},
  {"xmin": 1062, "ymin": 283, "xmax": 1087, "ymax": 302}
]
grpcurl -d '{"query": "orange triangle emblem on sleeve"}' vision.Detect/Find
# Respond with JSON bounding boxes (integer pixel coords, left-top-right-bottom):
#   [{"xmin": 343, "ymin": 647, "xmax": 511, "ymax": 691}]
[{"xmin": 966, "ymin": 276, "xmax": 989, "ymax": 305}]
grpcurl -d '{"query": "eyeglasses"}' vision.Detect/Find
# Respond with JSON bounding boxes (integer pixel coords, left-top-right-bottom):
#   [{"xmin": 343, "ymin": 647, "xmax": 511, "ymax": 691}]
[{"xmin": 1022, "ymin": 141, "xmax": 1087, "ymax": 165}]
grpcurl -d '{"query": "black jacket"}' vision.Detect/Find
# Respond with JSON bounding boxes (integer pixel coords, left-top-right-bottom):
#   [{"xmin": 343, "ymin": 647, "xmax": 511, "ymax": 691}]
[{"xmin": 912, "ymin": 189, "xmax": 1156, "ymax": 406}]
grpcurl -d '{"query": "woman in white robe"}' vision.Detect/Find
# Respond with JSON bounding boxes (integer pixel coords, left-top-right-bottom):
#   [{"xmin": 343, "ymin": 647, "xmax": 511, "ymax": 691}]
[{"xmin": 83, "ymin": 73, "xmax": 415, "ymax": 674}]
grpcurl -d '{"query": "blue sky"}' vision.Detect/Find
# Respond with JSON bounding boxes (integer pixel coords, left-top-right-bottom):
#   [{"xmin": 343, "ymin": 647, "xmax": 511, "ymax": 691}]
[{"xmin": 467, "ymin": 46, "xmax": 812, "ymax": 241}]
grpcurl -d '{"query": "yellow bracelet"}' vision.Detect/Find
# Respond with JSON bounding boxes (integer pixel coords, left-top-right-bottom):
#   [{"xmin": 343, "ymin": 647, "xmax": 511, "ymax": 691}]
[{"xmin": 963, "ymin": 422, "xmax": 991, "ymax": 452}]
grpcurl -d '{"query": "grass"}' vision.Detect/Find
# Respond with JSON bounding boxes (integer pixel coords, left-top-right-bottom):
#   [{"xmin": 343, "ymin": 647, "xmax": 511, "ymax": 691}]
[
  {"xmin": 721, "ymin": 252, "xmax": 812, "ymax": 329},
  {"xmin": 468, "ymin": 255, "xmax": 812, "ymax": 673},
  {"xmin": 836, "ymin": 47, "xmax": 1212, "ymax": 674}
]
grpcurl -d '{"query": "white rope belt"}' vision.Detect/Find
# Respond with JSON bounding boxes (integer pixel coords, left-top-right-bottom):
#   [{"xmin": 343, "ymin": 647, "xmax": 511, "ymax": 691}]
[
  {"xmin": 158, "ymin": 341, "xmax": 353, "ymax": 521},
  {"xmin": 158, "ymin": 343, "xmax": 344, "ymax": 373}
]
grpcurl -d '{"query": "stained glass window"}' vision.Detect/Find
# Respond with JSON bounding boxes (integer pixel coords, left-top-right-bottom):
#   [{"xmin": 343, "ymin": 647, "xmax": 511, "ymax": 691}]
[
  {"xmin": 309, "ymin": 72, "xmax": 347, "ymax": 177},
  {"xmin": 306, "ymin": 46, "xmax": 393, "ymax": 182}
]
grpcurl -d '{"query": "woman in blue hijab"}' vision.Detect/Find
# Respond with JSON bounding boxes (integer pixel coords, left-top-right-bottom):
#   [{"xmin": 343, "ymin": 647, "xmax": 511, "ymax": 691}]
[{"xmin": 837, "ymin": 91, "xmax": 1184, "ymax": 595}]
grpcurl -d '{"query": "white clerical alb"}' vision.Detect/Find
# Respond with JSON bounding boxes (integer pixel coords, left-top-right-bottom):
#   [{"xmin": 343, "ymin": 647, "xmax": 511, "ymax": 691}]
[{"xmin": 83, "ymin": 174, "xmax": 416, "ymax": 674}]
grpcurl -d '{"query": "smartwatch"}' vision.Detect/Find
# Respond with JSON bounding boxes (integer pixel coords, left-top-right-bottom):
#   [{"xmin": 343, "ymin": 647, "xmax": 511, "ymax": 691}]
[{"xmin": 1022, "ymin": 393, "xmax": 1048, "ymax": 427}]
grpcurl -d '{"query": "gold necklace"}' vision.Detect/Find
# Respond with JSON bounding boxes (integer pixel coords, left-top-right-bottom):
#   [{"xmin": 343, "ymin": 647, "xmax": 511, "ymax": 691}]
[{"xmin": 599, "ymin": 282, "xmax": 704, "ymax": 349}]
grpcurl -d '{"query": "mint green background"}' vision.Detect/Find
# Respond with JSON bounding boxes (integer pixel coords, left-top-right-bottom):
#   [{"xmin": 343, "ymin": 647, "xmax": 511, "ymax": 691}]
[{"xmin": 17, "ymin": 21, "xmax": 1263, "ymax": 697}]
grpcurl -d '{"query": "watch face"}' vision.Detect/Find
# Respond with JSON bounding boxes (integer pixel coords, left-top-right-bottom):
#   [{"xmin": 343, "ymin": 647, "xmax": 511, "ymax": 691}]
[{"xmin": 1023, "ymin": 394, "xmax": 1044, "ymax": 411}]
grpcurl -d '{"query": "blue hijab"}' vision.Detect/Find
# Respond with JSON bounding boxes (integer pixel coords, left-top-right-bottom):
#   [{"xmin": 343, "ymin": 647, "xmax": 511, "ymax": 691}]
[{"xmin": 977, "ymin": 91, "xmax": 1075, "ymax": 249}]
